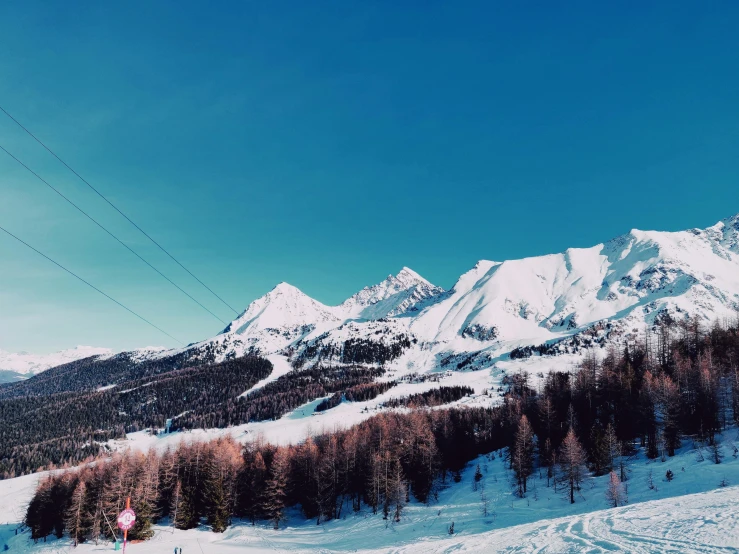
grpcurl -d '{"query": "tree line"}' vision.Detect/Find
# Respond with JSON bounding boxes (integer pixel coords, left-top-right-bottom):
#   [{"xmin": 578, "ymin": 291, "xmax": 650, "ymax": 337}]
[
  {"xmin": 382, "ymin": 386, "xmax": 474, "ymax": 408},
  {"xmin": 0, "ymin": 339, "xmax": 242, "ymax": 400},
  {"xmin": 27, "ymin": 404, "xmax": 514, "ymax": 542},
  {"xmin": 292, "ymin": 334, "xmax": 414, "ymax": 369}
]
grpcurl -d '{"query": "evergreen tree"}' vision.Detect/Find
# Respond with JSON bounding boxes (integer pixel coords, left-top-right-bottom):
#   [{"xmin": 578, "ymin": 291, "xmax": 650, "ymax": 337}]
[{"xmin": 263, "ymin": 448, "xmax": 290, "ymax": 529}]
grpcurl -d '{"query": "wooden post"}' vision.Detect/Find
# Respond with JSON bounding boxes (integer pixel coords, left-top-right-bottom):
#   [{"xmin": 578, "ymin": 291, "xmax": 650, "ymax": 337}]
[{"xmin": 123, "ymin": 497, "xmax": 130, "ymax": 554}]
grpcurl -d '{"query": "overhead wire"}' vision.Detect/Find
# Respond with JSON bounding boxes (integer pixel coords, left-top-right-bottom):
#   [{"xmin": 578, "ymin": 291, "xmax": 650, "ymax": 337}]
[
  {"xmin": 0, "ymin": 105, "xmax": 240, "ymax": 317},
  {"xmin": 0, "ymin": 144, "xmax": 228, "ymax": 325},
  {"xmin": 0, "ymin": 223, "xmax": 183, "ymax": 345}
]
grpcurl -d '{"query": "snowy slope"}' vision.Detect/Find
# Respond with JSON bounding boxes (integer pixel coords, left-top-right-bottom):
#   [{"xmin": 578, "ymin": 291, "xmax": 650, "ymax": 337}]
[{"xmin": 0, "ymin": 345, "xmax": 111, "ymax": 381}]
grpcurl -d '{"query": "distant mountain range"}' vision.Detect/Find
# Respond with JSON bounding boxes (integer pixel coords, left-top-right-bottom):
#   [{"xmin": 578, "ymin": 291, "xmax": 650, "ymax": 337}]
[
  {"xmin": 6, "ymin": 213, "xmax": 739, "ymax": 381},
  {"xmin": 0, "ymin": 346, "xmax": 111, "ymax": 383}
]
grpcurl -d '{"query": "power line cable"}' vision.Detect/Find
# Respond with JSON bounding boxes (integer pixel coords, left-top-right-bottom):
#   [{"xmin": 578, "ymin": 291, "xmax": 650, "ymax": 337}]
[
  {"xmin": 0, "ymin": 223, "xmax": 183, "ymax": 345},
  {"xmin": 0, "ymin": 144, "xmax": 227, "ymax": 325},
  {"xmin": 0, "ymin": 105, "xmax": 241, "ymax": 316}
]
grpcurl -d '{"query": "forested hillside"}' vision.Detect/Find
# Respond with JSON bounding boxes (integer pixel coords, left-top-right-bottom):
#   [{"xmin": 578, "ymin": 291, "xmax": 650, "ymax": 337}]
[
  {"xmin": 0, "ymin": 354, "xmax": 409, "ymax": 479},
  {"xmin": 23, "ymin": 316, "xmax": 739, "ymax": 544},
  {"xmin": 0, "ymin": 355, "xmax": 271, "ymax": 479},
  {"xmin": 0, "ymin": 340, "xmax": 236, "ymax": 399}
]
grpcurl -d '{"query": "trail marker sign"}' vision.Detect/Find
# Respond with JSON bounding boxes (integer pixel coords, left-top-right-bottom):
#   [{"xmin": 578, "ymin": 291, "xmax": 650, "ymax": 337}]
[{"xmin": 117, "ymin": 508, "xmax": 136, "ymax": 531}]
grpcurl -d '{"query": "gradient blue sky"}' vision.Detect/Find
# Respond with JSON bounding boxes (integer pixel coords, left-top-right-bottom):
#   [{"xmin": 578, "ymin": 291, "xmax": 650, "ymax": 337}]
[{"xmin": 1, "ymin": 1, "xmax": 738, "ymax": 353}]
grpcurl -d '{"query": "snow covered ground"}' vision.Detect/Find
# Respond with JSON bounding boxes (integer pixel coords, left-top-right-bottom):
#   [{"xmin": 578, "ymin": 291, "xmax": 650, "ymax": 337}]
[{"xmin": 4, "ymin": 429, "xmax": 739, "ymax": 553}]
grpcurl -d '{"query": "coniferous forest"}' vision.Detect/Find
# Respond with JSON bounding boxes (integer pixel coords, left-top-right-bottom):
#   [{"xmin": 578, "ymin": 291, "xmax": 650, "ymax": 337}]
[
  {"xmin": 20, "ymin": 316, "xmax": 739, "ymax": 543},
  {"xmin": 0, "ymin": 357, "xmax": 398, "ymax": 479}
]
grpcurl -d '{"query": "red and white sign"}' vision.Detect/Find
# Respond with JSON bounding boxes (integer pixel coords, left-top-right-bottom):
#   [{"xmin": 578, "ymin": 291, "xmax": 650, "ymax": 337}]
[{"xmin": 117, "ymin": 508, "xmax": 136, "ymax": 531}]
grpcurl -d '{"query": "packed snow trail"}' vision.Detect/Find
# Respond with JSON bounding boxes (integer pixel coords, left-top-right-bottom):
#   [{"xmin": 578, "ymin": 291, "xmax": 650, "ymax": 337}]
[{"xmin": 391, "ymin": 488, "xmax": 739, "ymax": 553}]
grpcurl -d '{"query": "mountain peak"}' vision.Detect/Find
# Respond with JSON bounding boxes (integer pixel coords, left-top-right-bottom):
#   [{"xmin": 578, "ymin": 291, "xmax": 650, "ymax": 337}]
[
  {"xmin": 704, "ymin": 212, "xmax": 739, "ymax": 254},
  {"xmin": 395, "ymin": 267, "xmax": 430, "ymax": 286},
  {"xmin": 270, "ymin": 281, "xmax": 305, "ymax": 295},
  {"xmin": 340, "ymin": 267, "xmax": 444, "ymax": 319}
]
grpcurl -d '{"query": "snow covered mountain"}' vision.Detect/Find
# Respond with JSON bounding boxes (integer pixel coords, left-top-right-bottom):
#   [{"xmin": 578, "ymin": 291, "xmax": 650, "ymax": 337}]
[
  {"xmin": 29, "ymin": 213, "xmax": 737, "ymax": 384},
  {"xmin": 218, "ymin": 281, "xmax": 342, "ymax": 354},
  {"xmin": 410, "ymin": 213, "xmax": 739, "ymax": 348},
  {"xmin": 0, "ymin": 346, "xmax": 112, "ymax": 382},
  {"xmin": 339, "ymin": 267, "xmax": 445, "ymax": 319},
  {"xmin": 163, "ymin": 213, "xmax": 739, "ymax": 376}
]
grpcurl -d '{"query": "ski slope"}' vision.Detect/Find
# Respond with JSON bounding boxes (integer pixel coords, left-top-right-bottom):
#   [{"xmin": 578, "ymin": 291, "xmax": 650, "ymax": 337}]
[{"xmin": 394, "ymin": 488, "xmax": 739, "ymax": 553}]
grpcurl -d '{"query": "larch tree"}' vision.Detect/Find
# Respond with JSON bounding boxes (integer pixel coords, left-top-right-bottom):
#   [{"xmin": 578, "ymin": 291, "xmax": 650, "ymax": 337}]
[
  {"xmin": 391, "ymin": 459, "xmax": 407, "ymax": 523},
  {"xmin": 558, "ymin": 428, "xmax": 588, "ymax": 504},
  {"xmin": 65, "ymin": 479, "xmax": 88, "ymax": 547},
  {"xmin": 511, "ymin": 415, "xmax": 535, "ymax": 497},
  {"xmin": 605, "ymin": 470, "xmax": 626, "ymax": 507}
]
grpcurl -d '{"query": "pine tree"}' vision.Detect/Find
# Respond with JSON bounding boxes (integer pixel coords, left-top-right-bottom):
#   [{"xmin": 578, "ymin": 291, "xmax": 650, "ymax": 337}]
[
  {"xmin": 171, "ymin": 479, "xmax": 197, "ymax": 530},
  {"xmin": 203, "ymin": 440, "xmax": 242, "ymax": 532},
  {"xmin": 473, "ymin": 464, "xmax": 483, "ymax": 492},
  {"xmin": 589, "ymin": 424, "xmax": 610, "ymax": 476},
  {"xmin": 26, "ymin": 477, "xmax": 56, "ymax": 541},
  {"xmin": 236, "ymin": 446, "xmax": 268, "ymax": 523}
]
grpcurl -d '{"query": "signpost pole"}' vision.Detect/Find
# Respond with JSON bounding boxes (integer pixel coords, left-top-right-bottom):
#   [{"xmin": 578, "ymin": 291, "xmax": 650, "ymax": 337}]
[
  {"xmin": 123, "ymin": 497, "xmax": 130, "ymax": 554},
  {"xmin": 117, "ymin": 497, "xmax": 136, "ymax": 554}
]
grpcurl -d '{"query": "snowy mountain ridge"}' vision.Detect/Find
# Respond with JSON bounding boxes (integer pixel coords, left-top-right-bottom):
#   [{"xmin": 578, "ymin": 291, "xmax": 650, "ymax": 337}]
[
  {"xmin": 162, "ymin": 213, "xmax": 739, "ymax": 376},
  {"xmin": 12, "ymin": 214, "xmax": 739, "ymax": 381},
  {"xmin": 339, "ymin": 266, "xmax": 445, "ymax": 319}
]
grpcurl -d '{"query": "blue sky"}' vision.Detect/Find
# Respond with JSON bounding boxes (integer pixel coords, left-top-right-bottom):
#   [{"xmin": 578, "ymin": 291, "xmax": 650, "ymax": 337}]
[{"xmin": 1, "ymin": 1, "xmax": 738, "ymax": 353}]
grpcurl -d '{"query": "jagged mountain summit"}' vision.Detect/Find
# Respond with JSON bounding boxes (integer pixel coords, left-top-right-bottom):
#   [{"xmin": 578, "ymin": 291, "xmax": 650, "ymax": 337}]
[
  {"xmin": 339, "ymin": 267, "xmax": 445, "ymax": 320},
  {"xmin": 209, "ymin": 268, "xmax": 444, "ymax": 357},
  {"xmin": 162, "ymin": 213, "xmax": 739, "ymax": 374}
]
